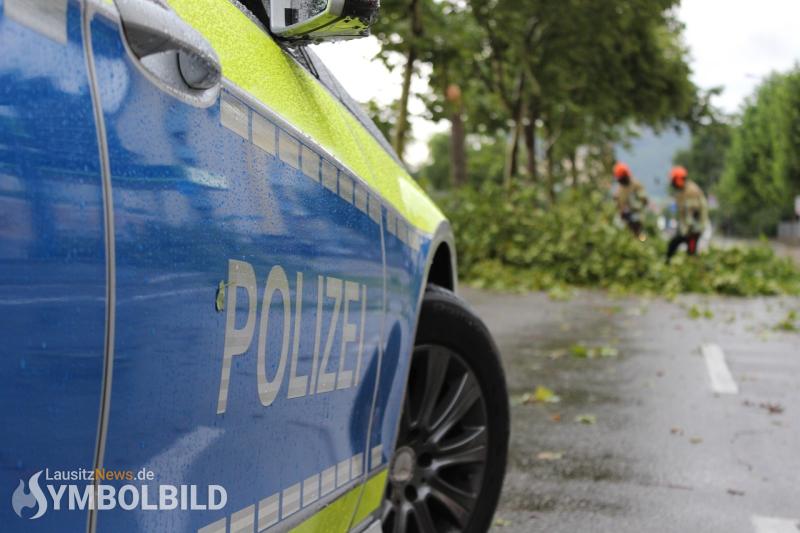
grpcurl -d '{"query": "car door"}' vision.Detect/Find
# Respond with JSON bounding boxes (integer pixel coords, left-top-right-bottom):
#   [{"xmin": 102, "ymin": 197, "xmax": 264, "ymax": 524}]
[
  {"xmin": 298, "ymin": 52, "xmax": 447, "ymax": 530},
  {"xmin": 0, "ymin": 0, "xmax": 110, "ymax": 531},
  {"xmin": 84, "ymin": 0, "xmax": 387, "ymax": 531}
]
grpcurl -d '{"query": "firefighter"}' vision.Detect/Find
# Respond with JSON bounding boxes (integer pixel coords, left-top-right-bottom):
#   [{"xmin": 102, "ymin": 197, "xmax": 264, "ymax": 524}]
[
  {"xmin": 666, "ymin": 166, "xmax": 709, "ymax": 263},
  {"xmin": 613, "ymin": 162, "xmax": 648, "ymax": 240}
]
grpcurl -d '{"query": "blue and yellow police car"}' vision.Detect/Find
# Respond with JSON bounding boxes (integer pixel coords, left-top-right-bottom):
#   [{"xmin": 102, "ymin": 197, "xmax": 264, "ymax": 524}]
[{"xmin": 0, "ymin": 0, "xmax": 509, "ymax": 531}]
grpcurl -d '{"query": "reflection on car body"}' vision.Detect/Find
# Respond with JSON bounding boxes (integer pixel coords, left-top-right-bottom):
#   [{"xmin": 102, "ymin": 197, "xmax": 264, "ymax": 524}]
[{"xmin": 0, "ymin": 0, "xmax": 508, "ymax": 532}]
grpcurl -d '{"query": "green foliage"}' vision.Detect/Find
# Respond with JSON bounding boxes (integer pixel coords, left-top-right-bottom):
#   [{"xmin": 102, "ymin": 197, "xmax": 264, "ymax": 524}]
[
  {"xmin": 717, "ymin": 68, "xmax": 800, "ymax": 236},
  {"xmin": 570, "ymin": 344, "xmax": 619, "ymax": 359},
  {"xmin": 363, "ymin": 98, "xmax": 396, "ymax": 144},
  {"xmin": 673, "ymin": 120, "xmax": 733, "ymax": 191},
  {"xmin": 774, "ymin": 310, "xmax": 798, "ymax": 332},
  {"xmin": 687, "ymin": 304, "xmax": 714, "ymax": 319},
  {"xmin": 419, "ymin": 133, "xmax": 505, "ymax": 189},
  {"xmin": 370, "ymin": 0, "xmax": 697, "ymax": 182},
  {"xmin": 441, "ymin": 184, "xmax": 800, "ymax": 296}
]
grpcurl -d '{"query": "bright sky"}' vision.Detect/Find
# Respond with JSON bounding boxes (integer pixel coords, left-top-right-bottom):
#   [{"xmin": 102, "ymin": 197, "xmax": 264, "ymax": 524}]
[
  {"xmin": 313, "ymin": 0, "xmax": 800, "ymax": 167},
  {"xmin": 678, "ymin": 0, "xmax": 800, "ymax": 112}
]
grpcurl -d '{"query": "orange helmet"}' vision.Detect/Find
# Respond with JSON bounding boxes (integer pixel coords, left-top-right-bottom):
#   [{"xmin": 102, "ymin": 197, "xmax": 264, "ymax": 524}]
[
  {"xmin": 670, "ymin": 166, "xmax": 688, "ymax": 188},
  {"xmin": 613, "ymin": 162, "xmax": 631, "ymax": 180}
]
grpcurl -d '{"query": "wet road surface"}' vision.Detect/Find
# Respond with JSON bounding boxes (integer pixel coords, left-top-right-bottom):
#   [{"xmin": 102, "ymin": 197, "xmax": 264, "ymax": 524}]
[{"xmin": 461, "ymin": 288, "xmax": 800, "ymax": 533}]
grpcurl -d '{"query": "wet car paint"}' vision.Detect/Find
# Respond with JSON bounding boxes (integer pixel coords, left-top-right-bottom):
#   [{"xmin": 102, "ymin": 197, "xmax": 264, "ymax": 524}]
[
  {"xmin": 0, "ymin": 0, "xmax": 106, "ymax": 531},
  {"xmin": 0, "ymin": 0, "xmax": 438, "ymax": 531}
]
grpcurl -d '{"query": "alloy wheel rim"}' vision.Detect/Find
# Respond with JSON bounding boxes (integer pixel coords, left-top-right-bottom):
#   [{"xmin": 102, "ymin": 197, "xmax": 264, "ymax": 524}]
[{"xmin": 383, "ymin": 344, "xmax": 488, "ymax": 533}]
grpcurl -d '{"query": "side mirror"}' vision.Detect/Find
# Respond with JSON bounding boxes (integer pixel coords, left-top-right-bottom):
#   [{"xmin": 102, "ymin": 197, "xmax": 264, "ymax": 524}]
[{"xmin": 268, "ymin": 0, "xmax": 380, "ymax": 43}]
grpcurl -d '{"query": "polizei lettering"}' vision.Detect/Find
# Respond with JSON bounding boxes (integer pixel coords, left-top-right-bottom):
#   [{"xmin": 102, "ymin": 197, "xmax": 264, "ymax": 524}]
[{"xmin": 216, "ymin": 260, "xmax": 368, "ymax": 414}]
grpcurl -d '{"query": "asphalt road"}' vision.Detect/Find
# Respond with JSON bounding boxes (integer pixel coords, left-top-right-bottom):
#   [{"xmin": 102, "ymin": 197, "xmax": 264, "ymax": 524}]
[{"xmin": 461, "ymin": 287, "xmax": 800, "ymax": 533}]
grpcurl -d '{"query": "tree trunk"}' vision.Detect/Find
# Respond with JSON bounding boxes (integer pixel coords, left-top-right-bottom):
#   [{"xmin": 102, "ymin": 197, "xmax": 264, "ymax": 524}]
[
  {"xmin": 546, "ymin": 140, "xmax": 556, "ymax": 188},
  {"xmin": 569, "ymin": 150, "xmax": 578, "ymax": 185},
  {"xmin": 393, "ymin": 46, "xmax": 416, "ymax": 161},
  {"xmin": 392, "ymin": 0, "xmax": 423, "ymax": 162},
  {"xmin": 524, "ymin": 100, "xmax": 539, "ymax": 181},
  {"xmin": 544, "ymin": 123, "xmax": 556, "ymax": 200},
  {"xmin": 504, "ymin": 123, "xmax": 521, "ymax": 187},
  {"xmin": 450, "ymin": 111, "xmax": 467, "ymax": 187},
  {"xmin": 503, "ymin": 72, "xmax": 526, "ymax": 186},
  {"xmin": 446, "ymin": 84, "xmax": 467, "ymax": 188}
]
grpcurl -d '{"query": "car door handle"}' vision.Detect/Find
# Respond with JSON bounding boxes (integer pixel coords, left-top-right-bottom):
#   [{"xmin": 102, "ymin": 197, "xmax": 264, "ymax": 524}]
[{"xmin": 114, "ymin": 0, "xmax": 221, "ymax": 92}]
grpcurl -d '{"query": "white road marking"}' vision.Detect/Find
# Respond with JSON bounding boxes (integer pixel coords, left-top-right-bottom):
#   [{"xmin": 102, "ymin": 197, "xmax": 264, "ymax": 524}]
[
  {"xmin": 702, "ymin": 343, "xmax": 738, "ymax": 394},
  {"xmin": 752, "ymin": 515, "xmax": 800, "ymax": 533}
]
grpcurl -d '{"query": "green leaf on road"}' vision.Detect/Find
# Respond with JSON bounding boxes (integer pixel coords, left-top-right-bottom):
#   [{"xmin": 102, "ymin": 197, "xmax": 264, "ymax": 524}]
[
  {"xmin": 570, "ymin": 343, "xmax": 619, "ymax": 359},
  {"xmin": 532, "ymin": 386, "xmax": 561, "ymax": 404},
  {"xmin": 599, "ymin": 346, "xmax": 620, "ymax": 358},
  {"xmin": 511, "ymin": 385, "xmax": 561, "ymax": 406},
  {"xmin": 575, "ymin": 414, "xmax": 597, "ymax": 425},
  {"xmin": 570, "ymin": 343, "xmax": 590, "ymax": 358},
  {"xmin": 688, "ymin": 304, "xmax": 714, "ymax": 320},
  {"xmin": 774, "ymin": 310, "xmax": 798, "ymax": 332}
]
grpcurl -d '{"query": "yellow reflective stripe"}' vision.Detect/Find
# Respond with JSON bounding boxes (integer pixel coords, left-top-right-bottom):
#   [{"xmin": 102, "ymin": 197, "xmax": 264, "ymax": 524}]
[
  {"xmin": 166, "ymin": 0, "xmax": 444, "ymax": 234},
  {"xmin": 290, "ymin": 471, "xmax": 388, "ymax": 533},
  {"xmin": 351, "ymin": 470, "xmax": 388, "ymax": 527}
]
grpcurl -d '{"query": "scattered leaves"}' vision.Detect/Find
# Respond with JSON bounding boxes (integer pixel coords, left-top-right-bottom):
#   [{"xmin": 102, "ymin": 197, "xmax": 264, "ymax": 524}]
[
  {"xmin": 570, "ymin": 343, "xmax": 590, "ymax": 358},
  {"xmin": 511, "ymin": 386, "xmax": 561, "ymax": 406},
  {"xmin": 494, "ymin": 518, "xmax": 512, "ymax": 527},
  {"xmin": 774, "ymin": 310, "xmax": 799, "ymax": 332},
  {"xmin": 532, "ymin": 386, "xmax": 561, "ymax": 404},
  {"xmin": 689, "ymin": 437, "xmax": 703, "ymax": 445},
  {"xmin": 599, "ymin": 346, "xmax": 620, "ymax": 358},
  {"xmin": 760, "ymin": 402, "xmax": 784, "ymax": 415},
  {"xmin": 570, "ymin": 343, "xmax": 619, "ymax": 359},
  {"xmin": 575, "ymin": 414, "xmax": 597, "ymax": 425},
  {"xmin": 688, "ymin": 304, "xmax": 714, "ymax": 320},
  {"xmin": 536, "ymin": 451, "xmax": 564, "ymax": 461},
  {"xmin": 443, "ymin": 184, "xmax": 800, "ymax": 296},
  {"xmin": 743, "ymin": 399, "xmax": 784, "ymax": 415}
]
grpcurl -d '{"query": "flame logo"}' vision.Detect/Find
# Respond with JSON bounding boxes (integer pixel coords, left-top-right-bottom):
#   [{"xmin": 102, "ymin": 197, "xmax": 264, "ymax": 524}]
[{"xmin": 12, "ymin": 470, "xmax": 47, "ymax": 519}]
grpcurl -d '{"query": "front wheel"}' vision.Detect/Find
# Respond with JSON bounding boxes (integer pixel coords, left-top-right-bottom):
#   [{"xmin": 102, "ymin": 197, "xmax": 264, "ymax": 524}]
[{"xmin": 383, "ymin": 286, "xmax": 509, "ymax": 533}]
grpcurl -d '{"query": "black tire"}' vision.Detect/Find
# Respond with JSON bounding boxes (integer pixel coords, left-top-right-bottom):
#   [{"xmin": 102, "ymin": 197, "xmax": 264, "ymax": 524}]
[{"xmin": 383, "ymin": 285, "xmax": 509, "ymax": 533}]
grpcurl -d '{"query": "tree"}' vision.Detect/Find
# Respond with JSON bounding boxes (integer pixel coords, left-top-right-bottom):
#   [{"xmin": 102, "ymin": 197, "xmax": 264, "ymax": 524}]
[
  {"xmin": 371, "ymin": 0, "xmax": 443, "ymax": 161},
  {"xmin": 718, "ymin": 68, "xmax": 800, "ymax": 235},
  {"xmin": 468, "ymin": 0, "xmax": 695, "ymax": 181},
  {"xmin": 419, "ymin": 133, "xmax": 505, "ymax": 190},
  {"xmin": 363, "ymin": 98, "xmax": 396, "ymax": 143},
  {"xmin": 673, "ymin": 120, "xmax": 732, "ymax": 191},
  {"xmin": 372, "ymin": 0, "xmax": 697, "ymax": 192}
]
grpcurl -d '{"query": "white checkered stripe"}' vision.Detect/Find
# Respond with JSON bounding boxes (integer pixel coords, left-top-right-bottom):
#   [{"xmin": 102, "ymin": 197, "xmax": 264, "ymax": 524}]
[
  {"xmin": 219, "ymin": 90, "xmax": 426, "ymax": 254},
  {"xmin": 196, "ymin": 445, "xmax": 383, "ymax": 532},
  {"xmin": 371, "ymin": 444, "xmax": 384, "ymax": 470}
]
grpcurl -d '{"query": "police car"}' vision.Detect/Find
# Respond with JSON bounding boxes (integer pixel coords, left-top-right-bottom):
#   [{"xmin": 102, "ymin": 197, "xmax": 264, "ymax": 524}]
[{"xmin": 0, "ymin": 0, "xmax": 509, "ymax": 531}]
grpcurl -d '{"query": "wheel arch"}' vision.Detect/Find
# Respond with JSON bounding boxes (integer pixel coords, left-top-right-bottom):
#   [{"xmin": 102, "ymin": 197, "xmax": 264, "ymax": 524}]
[{"xmin": 423, "ymin": 221, "xmax": 458, "ymax": 293}]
